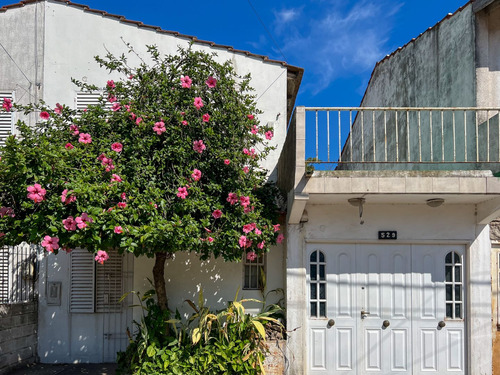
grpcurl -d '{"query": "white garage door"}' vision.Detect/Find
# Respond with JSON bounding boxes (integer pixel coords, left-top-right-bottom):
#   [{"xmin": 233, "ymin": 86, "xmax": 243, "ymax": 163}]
[{"xmin": 307, "ymin": 244, "xmax": 464, "ymax": 375}]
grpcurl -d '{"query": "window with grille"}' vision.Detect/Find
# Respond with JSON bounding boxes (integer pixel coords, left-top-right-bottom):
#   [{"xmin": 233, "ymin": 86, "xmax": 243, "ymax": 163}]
[
  {"xmin": 0, "ymin": 92, "xmax": 14, "ymax": 147},
  {"xmin": 309, "ymin": 250, "xmax": 326, "ymax": 317},
  {"xmin": 243, "ymin": 252, "xmax": 265, "ymax": 290},
  {"xmin": 70, "ymin": 248, "xmax": 123, "ymax": 313},
  {"xmin": 445, "ymin": 251, "xmax": 463, "ymax": 319},
  {"xmin": 0, "ymin": 244, "xmax": 38, "ymax": 304}
]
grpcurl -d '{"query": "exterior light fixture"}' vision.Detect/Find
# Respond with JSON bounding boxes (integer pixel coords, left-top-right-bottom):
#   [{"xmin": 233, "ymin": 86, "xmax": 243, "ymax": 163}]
[
  {"xmin": 426, "ymin": 198, "xmax": 444, "ymax": 207},
  {"xmin": 348, "ymin": 198, "xmax": 366, "ymax": 225}
]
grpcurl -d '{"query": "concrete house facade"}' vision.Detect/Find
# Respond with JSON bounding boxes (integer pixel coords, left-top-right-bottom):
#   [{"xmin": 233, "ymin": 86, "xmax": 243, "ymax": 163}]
[
  {"xmin": 0, "ymin": 0, "xmax": 302, "ymax": 367},
  {"xmin": 279, "ymin": 0, "xmax": 500, "ymax": 374}
]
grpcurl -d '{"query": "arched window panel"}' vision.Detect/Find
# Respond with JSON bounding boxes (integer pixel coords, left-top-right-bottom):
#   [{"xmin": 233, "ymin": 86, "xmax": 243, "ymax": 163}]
[
  {"xmin": 309, "ymin": 250, "xmax": 326, "ymax": 318},
  {"xmin": 445, "ymin": 251, "xmax": 463, "ymax": 319}
]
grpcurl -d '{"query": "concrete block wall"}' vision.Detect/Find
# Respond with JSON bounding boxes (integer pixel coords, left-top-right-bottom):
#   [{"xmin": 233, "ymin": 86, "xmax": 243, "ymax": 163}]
[{"xmin": 0, "ymin": 302, "xmax": 38, "ymax": 374}]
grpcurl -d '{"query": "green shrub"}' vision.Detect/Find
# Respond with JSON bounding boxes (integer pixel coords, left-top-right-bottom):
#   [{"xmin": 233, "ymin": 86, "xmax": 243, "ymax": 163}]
[{"xmin": 117, "ymin": 290, "xmax": 283, "ymax": 374}]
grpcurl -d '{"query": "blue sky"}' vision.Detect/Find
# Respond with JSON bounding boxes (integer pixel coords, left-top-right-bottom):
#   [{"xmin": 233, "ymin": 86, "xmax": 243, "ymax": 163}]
[{"xmin": 2, "ymin": 0, "xmax": 469, "ymax": 106}]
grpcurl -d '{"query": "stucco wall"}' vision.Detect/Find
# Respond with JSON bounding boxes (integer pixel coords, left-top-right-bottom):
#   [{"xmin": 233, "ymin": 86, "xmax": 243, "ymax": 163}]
[{"xmin": 0, "ymin": 302, "xmax": 38, "ymax": 374}]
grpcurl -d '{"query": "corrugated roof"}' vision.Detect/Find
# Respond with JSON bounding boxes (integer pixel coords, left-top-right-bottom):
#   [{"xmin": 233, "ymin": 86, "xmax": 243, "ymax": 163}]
[{"xmin": 0, "ymin": 0, "xmax": 303, "ymax": 75}]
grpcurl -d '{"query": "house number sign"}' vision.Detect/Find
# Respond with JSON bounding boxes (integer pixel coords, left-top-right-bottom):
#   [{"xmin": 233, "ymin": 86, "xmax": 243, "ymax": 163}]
[{"xmin": 378, "ymin": 231, "xmax": 397, "ymax": 240}]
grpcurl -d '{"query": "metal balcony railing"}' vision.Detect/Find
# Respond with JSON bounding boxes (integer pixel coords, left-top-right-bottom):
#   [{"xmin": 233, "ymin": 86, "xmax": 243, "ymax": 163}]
[{"xmin": 301, "ymin": 107, "xmax": 500, "ymax": 171}]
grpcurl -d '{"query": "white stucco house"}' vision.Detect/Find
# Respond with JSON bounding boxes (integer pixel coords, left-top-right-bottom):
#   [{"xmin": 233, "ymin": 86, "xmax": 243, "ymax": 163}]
[
  {"xmin": 0, "ymin": 0, "xmax": 303, "ymax": 367},
  {"xmin": 2, "ymin": 0, "xmax": 500, "ymax": 374}
]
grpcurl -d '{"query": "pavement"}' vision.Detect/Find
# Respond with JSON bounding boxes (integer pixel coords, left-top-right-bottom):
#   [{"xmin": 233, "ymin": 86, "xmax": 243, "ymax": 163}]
[{"xmin": 6, "ymin": 363, "xmax": 118, "ymax": 375}]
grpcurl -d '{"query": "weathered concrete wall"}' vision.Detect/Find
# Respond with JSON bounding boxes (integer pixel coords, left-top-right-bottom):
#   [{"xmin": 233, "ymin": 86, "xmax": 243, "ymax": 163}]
[
  {"xmin": 341, "ymin": 4, "xmax": 482, "ymax": 170},
  {"xmin": 0, "ymin": 302, "xmax": 38, "ymax": 374},
  {"xmin": 0, "ymin": 2, "xmax": 44, "ymax": 129}
]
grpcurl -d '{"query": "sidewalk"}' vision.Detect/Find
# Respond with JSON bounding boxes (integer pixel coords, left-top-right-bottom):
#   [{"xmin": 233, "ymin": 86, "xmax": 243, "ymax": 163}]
[{"xmin": 6, "ymin": 363, "xmax": 117, "ymax": 375}]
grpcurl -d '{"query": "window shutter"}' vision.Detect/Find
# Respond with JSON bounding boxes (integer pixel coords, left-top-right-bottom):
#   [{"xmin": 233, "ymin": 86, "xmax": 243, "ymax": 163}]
[
  {"xmin": 70, "ymin": 248, "xmax": 95, "ymax": 313},
  {"xmin": 76, "ymin": 92, "xmax": 112, "ymax": 111},
  {"xmin": 0, "ymin": 92, "xmax": 13, "ymax": 147},
  {"xmin": 95, "ymin": 249, "xmax": 123, "ymax": 313}
]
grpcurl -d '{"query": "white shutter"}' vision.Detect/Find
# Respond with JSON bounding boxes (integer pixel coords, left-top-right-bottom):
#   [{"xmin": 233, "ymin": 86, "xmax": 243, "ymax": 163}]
[
  {"xmin": 0, "ymin": 92, "xmax": 13, "ymax": 147},
  {"xmin": 76, "ymin": 92, "xmax": 112, "ymax": 111},
  {"xmin": 70, "ymin": 248, "xmax": 95, "ymax": 313},
  {"xmin": 95, "ymin": 249, "xmax": 123, "ymax": 313}
]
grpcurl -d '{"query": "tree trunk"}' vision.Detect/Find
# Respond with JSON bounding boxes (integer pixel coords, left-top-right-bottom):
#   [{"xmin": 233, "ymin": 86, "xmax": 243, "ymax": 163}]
[{"xmin": 153, "ymin": 251, "xmax": 169, "ymax": 311}]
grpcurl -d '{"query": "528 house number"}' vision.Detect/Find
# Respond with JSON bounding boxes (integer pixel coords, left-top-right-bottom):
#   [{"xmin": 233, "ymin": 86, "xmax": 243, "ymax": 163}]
[{"xmin": 378, "ymin": 231, "xmax": 397, "ymax": 240}]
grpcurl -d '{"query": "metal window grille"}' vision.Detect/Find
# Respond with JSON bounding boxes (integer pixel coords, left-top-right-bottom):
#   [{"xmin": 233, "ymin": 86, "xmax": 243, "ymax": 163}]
[
  {"xmin": 243, "ymin": 252, "xmax": 265, "ymax": 290},
  {"xmin": 0, "ymin": 92, "xmax": 14, "ymax": 147},
  {"xmin": 0, "ymin": 244, "xmax": 38, "ymax": 304}
]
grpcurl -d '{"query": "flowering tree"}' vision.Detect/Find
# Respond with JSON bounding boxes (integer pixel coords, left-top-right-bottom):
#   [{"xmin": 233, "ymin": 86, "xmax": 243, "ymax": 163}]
[{"xmin": 0, "ymin": 46, "xmax": 284, "ymax": 310}]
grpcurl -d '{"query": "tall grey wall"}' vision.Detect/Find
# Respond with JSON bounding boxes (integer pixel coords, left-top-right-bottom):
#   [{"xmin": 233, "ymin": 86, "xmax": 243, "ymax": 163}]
[
  {"xmin": 0, "ymin": 302, "xmax": 38, "ymax": 374},
  {"xmin": 339, "ymin": 4, "xmax": 500, "ymax": 171}
]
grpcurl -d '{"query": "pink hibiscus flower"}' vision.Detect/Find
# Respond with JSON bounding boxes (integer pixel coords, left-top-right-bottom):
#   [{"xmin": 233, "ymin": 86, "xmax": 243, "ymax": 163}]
[
  {"xmin": 153, "ymin": 121, "xmax": 166, "ymax": 135},
  {"xmin": 111, "ymin": 174, "xmax": 122, "ymax": 183},
  {"xmin": 27, "ymin": 183, "xmax": 46, "ymax": 203},
  {"xmin": 255, "ymin": 227, "xmax": 262, "ymax": 235},
  {"xmin": 212, "ymin": 209, "xmax": 222, "ymax": 219},
  {"xmin": 265, "ymin": 131, "xmax": 274, "ymax": 140},
  {"xmin": 62, "ymin": 216, "xmax": 77, "ymax": 231},
  {"xmin": 202, "ymin": 113, "xmax": 210, "ymax": 123},
  {"xmin": 243, "ymin": 224, "xmax": 254, "ymax": 234},
  {"xmin": 41, "ymin": 235, "xmax": 59, "ymax": 253},
  {"xmin": 224, "ymin": 159, "xmax": 230, "ymax": 165},
  {"xmin": 2, "ymin": 98, "xmax": 12, "ymax": 112},
  {"xmin": 111, "ymin": 142, "xmax": 123, "ymax": 152},
  {"xmin": 240, "ymin": 196, "xmax": 250, "ymax": 207},
  {"xmin": 107, "ymin": 80, "xmax": 116, "ymax": 89},
  {"xmin": 177, "ymin": 186, "xmax": 188, "ymax": 199},
  {"xmin": 65, "ymin": 143, "xmax": 74, "ymax": 150},
  {"xmin": 277, "ymin": 233, "xmax": 285, "ymax": 244},
  {"xmin": 181, "ymin": 120, "xmax": 188, "ymax": 126},
  {"xmin": 181, "ymin": 75, "xmax": 192, "ymax": 88},
  {"xmin": 135, "ymin": 117, "xmax": 143, "ymax": 125},
  {"xmin": 0, "ymin": 207, "xmax": 14, "ymax": 218},
  {"xmin": 205, "ymin": 76, "xmax": 217, "ymax": 88},
  {"xmin": 114, "ymin": 226, "xmax": 123, "ymax": 234},
  {"xmin": 191, "ymin": 169, "xmax": 202, "ymax": 181},
  {"xmin": 108, "ymin": 95, "xmax": 117, "ymax": 103},
  {"xmin": 193, "ymin": 97, "xmax": 204, "ymax": 110},
  {"xmin": 54, "ymin": 103, "xmax": 63, "ymax": 114},
  {"xmin": 207, "ymin": 237, "xmax": 214, "ymax": 243},
  {"xmin": 78, "ymin": 133, "xmax": 92, "ymax": 144},
  {"xmin": 226, "ymin": 193, "xmax": 238, "ymax": 205},
  {"xmin": 120, "ymin": 192, "xmax": 127, "ymax": 200},
  {"xmin": 257, "ymin": 241, "xmax": 265, "ymax": 250},
  {"xmin": 251, "ymin": 125, "xmax": 258, "ymax": 134},
  {"xmin": 75, "ymin": 213, "xmax": 93, "ymax": 229},
  {"xmin": 243, "ymin": 166, "xmax": 249, "ymax": 174},
  {"xmin": 117, "ymin": 202, "xmax": 127, "ymax": 209},
  {"xmin": 193, "ymin": 140, "xmax": 206, "ymax": 154},
  {"xmin": 247, "ymin": 114, "xmax": 254, "ymax": 120},
  {"xmin": 40, "ymin": 111, "xmax": 50, "ymax": 120},
  {"xmin": 239, "ymin": 236, "xmax": 251, "ymax": 249},
  {"xmin": 112, "ymin": 102, "xmax": 121, "ymax": 112},
  {"xmin": 95, "ymin": 250, "xmax": 109, "ymax": 264},
  {"xmin": 61, "ymin": 189, "xmax": 76, "ymax": 205},
  {"xmin": 246, "ymin": 251, "xmax": 257, "ymax": 261},
  {"xmin": 70, "ymin": 124, "xmax": 79, "ymax": 135},
  {"xmin": 273, "ymin": 224, "xmax": 280, "ymax": 232}
]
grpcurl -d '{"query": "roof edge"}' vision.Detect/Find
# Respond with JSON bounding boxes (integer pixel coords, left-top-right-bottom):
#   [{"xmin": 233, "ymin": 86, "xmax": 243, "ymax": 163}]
[{"xmin": 0, "ymin": 0, "xmax": 303, "ymax": 74}]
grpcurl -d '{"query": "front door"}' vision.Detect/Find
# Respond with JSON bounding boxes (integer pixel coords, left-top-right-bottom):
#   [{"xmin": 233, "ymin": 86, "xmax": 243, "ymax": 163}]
[{"xmin": 306, "ymin": 244, "xmax": 465, "ymax": 375}]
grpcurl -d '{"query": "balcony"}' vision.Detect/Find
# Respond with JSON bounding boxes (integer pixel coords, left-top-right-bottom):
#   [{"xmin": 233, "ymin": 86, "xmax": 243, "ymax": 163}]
[{"xmin": 277, "ymin": 106, "xmax": 500, "ymax": 224}]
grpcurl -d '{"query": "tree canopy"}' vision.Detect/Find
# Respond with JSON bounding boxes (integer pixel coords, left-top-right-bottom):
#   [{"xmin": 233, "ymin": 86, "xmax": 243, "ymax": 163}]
[{"xmin": 0, "ymin": 46, "xmax": 284, "ymax": 308}]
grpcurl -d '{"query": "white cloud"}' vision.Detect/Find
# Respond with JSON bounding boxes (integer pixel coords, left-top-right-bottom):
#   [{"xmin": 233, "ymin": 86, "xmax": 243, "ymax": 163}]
[{"xmin": 274, "ymin": 0, "xmax": 403, "ymax": 95}]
